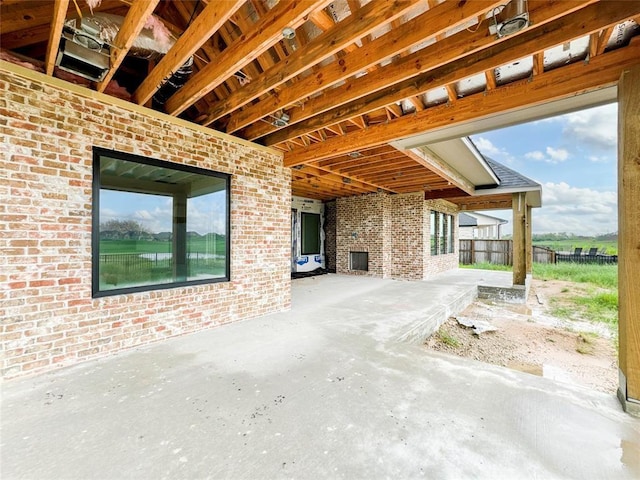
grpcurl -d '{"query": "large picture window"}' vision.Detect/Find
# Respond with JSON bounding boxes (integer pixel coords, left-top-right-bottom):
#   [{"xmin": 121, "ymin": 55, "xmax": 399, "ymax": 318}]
[
  {"xmin": 301, "ymin": 212, "xmax": 321, "ymax": 255},
  {"xmin": 92, "ymin": 148, "xmax": 230, "ymax": 297},
  {"xmin": 430, "ymin": 210, "xmax": 454, "ymax": 256}
]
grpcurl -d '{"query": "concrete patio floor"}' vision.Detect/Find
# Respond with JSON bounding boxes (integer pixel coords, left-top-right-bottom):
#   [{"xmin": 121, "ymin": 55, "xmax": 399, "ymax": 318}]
[{"xmin": 2, "ymin": 270, "xmax": 639, "ymax": 479}]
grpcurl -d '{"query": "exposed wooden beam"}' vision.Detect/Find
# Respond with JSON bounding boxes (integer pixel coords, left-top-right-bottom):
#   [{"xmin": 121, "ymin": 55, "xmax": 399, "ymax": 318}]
[
  {"xmin": 236, "ymin": 0, "xmax": 504, "ymax": 138},
  {"xmin": 408, "ymin": 97, "xmax": 425, "ymax": 111},
  {"xmin": 618, "ymin": 63, "xmax": 640, "ymax": 407},
  {"xmin": 596, "ymin": 25, "xmax": 615, "ymax": 55},
  {"xmin": 246, "ymin": 0, "xmax": 594, "ymax": 141},
  {"xmin": 484, "ymin": 69, "xmax": 497, "ymax": 90},
  {"xmin": 283, "ymin": 38, "xmax": 640, "ymax": 166},
  {"xmin": 399, "ymin": 147, "xmax": 475, "ymax": 196},
  {"xmin": 423, "ymin": 188, "xmax": 468, "ymax": 201},
  {"xmin": 97, "ymin": 0, "xmax": 160, "ymax": 92},
  {"xmin": 532, "ymin": 52, "xmax": 545, "ymax": 76},
  {"xmin": 447, "ymin": 194, "xmax": 513, "ymax": 210},
  {"xmin": 445, "ymin": 84, "xmax": 457, "ymax": 103},
  {"xmin": 44, "ymin": 0, "xmax": 69, "ymax": 76},
  {"xmin": 512, "ymin": 192, "xmax": 527, "ymax": 285},
  {"xmin": 295, "ymin": 164, "xmax": 392, "ymax": 193},
  {"xmin": 201, "ymin": 0, "xmax": 420, "ymax": 127},
  {"xmin": 589, "ymin": 31, "xmax": 600, "ymax": 58},
  {"xmin": 133, "ymin": 0, "xmax": 244, "ymax": 106},
  {"xmin": 271, "ymin": 0, "xmax": 638, "ymax": 147},
  {"xmin": 164, "ymin": 0, "xmax": 333, "ymax": 116}
]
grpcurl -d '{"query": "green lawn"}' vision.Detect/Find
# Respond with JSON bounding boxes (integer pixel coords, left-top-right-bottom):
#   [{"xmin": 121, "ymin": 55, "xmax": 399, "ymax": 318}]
[
  {"xmin": 100, "ymin": 237, "xmax": 226, "ymax": 254},
  {"xmin": 98, "ymin": 237, "xmax": 227, "ymax": 290},
  {"xmin": 533, "ymin": 239, "xmax": 618, "ymax": 255},
  {"xmin": 463, "ymin": 262, "xmax": 618, "ymax": 326}
]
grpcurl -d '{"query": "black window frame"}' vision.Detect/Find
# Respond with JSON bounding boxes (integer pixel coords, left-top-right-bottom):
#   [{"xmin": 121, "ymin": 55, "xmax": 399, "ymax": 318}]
[
  {"xmin": 430, "ymin": 210, "xmax": 454, "ymax": 256},
  {"xmin": 92, "ymin": 147, "xmax": 231, "ymax": 298},
  {"xmin": 301, "ymin": 212, "xmax": 321, "ymax": 255}
]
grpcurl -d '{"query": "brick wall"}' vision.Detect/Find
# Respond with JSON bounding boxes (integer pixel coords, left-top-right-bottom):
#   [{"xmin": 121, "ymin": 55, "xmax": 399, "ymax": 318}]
[
  {"xmin": 0, "ymin": 65, "xmax": 291, "ymax": 378},
  {"xmin": 335, "ymin": 193, "xmax": 459, "ymax": 280},
  {"xmin": 336, "ymin": 194, "xmax": 386, "ymax": 276},
  {"xmin": 324, "ymin": 201, "xmax": 336, "ymax": 272},
  {"xmin": 425, "ymin": 199, "xmax": 459, "ymax": 277},
  {"xmin": 389, "ymin": 193, "xmax": 424, "ymax": 280}
]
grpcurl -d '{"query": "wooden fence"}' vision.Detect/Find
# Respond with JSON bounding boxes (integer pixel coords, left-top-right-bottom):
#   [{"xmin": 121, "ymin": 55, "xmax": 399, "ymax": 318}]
[
  {"xmin": 459, "ymin": 240, "xmax": 557, "ymax": 265},
  {"xmin": 459, "ymin": 239, "xmax": 512, "ymax": 265},
  {"xmin": 459, "ymin": 240, "xmax": 617, "ymax": 265}
]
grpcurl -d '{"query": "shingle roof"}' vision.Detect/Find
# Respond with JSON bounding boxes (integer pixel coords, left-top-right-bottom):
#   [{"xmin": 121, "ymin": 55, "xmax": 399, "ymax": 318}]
[
  {"xmin": 481, "ymin": 157, "xmax": 541, "ymax": 190},
  {"xmin": 458, "ymin": 212, "xmax": 477, "ymax": 227}
]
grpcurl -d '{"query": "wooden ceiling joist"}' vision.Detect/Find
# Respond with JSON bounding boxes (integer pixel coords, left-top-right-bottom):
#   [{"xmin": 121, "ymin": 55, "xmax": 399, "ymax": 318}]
[
  {"xmin": 44, "ymin": 0, "xmax": 70, "ymax": 76},
  {"xmin": 399, "ymin": 148, "xmax": 475, "ymax": 196},
  {"xmin": 283, "ymin": 37, "xmax": 640, "ymax": 166},
  {"xmin": 236, "ymin": 0, "xmax": 504, "ymax": 139},
  {"xmin": 133, "ymin": 0, "xmax": 244, "ymax": 106},
  {"xmin": 200, "ymin": 0, "xmax": 421, "ymax": 127},
  {"xmin": 273, "ymin": 0, "xmax": 639, "ymax": 149},
  {"xmin": 260, "ymin": 0, "xmax": 596, "ymax": 146},
  {"xmin": 97, "ymin": 0, "xmax": 161, "ymax": 92},
  {"xmin": 164, "ymin": 0, "xmax": 333, "ymax": 116}
]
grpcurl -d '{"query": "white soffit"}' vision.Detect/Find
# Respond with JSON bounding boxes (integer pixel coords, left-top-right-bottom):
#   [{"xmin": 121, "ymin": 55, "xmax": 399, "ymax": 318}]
[
  {"xmin": 409, "ymin": 138, "xmax": 498, "ymax": 187},
  {"xmin": 391, "ymin": 86, "xmax": 617, "ymax": 147}
]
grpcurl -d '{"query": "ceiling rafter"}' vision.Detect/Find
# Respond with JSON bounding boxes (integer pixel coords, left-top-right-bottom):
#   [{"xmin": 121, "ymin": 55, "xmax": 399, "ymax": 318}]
[
  {"xmin": 293, "ymin": 164, "xmax": 386, "ymax": 193},
  {"xmin": 269, "ymin": 0, "xmax": 638, "ymax": 147},
  {"xmin": 97, "ymin": 0, "xmax": 160, "ymax": 92},
  {"xmin": 258, "ymin": 0, "xmax": 594, "ymax": 145},
  {"xmin": 201, "ymin": 0, "xmax": 420, "ymax": 127},
  {"xmin": 283, "ymin": 37, "xmax": 640, "ymax": 167},
  {"xmin": 164, "ymin": 0, "xmax": 334, "ymax": 116},
  {"xmin": 44, "ymin": 0, "xmax": 70, "ymax": 76},
  {"xmin": 236, "ymin": 0, "xmax": 503, "ymax": 139},
  {"xmin": 133, "ymin": 0, "xmax": 244, "ymax": 106}
]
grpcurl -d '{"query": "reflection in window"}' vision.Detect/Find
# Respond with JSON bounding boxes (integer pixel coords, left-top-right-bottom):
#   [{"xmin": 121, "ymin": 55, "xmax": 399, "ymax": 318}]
[
  {"xmin": 93, "ymin": 148, "xmax": 230, "ymax": 297},
  {"xmin": 301, "ymin": 212, "xmax": 321, "ymax": 255},
  {"xmin": 430, "ymin": 210, "xmax": 454, "ymax": 256}
]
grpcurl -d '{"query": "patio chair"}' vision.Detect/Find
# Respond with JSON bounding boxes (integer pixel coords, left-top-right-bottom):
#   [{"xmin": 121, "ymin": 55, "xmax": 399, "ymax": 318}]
[
  {"xmin": 587, "ymin": 247, "xmax": 598, "ymax": 257},
  {"xmin": 572, "ymin": 247, "xmax": 582, "ymax": 261}
]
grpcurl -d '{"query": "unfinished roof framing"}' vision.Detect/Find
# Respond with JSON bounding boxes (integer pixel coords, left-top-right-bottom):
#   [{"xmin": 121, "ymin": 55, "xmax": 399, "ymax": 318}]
[{"xmin": 2, "ymin": 0, "xmax": 638, "ymax": 205}]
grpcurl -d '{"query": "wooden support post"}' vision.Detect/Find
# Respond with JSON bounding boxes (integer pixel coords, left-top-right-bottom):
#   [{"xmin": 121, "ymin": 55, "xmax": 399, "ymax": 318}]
[
  {"xmin": 526, "ymin": 204, "xmax": 533, "ymax": 275},
  {"xmin": 173, "ymin": 192, "xmax": 188, "ymax": 282},
  {"xmin": 512, "ymin": 193, "xmax": 526, "ymax": 285},
  {"xmin": 618, "ymin": 64, "xmax": 640, "ymax": 415}
]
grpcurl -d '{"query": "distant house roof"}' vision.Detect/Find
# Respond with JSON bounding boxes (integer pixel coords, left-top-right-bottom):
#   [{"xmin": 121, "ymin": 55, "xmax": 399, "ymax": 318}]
[
  {"xmin": 482, "ymin": 157, "xmax": 541, "ymax": 190},
  {"xmin": 459, "ymin": 213, "xmax": 477, "ymax": 227},
  {"xmin": 463, "ymin": 211, "xmax": 508, "ymax": 225},
  {"xmin": 470, "ymin": 153, "xmax": 542, "ymax": 208}
]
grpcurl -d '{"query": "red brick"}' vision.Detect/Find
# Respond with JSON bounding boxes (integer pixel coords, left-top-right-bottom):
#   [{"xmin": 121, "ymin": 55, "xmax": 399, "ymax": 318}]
[{"xmin": 1, "ymin": 68, "xmax": 290, "ymax": 378}]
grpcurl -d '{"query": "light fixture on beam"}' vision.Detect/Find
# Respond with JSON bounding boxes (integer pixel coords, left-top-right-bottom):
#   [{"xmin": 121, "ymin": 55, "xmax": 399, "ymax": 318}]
[
  {"xmin": 489, "ymin": 0, "xmax": 529, "ymax": 38},
  {"xmin": 272, "ymin": 111, "xmax": 290, "ymax": 127},
  {"xmin": 282, "ymin": 27, "xmax": 296, "ymax": 40}
]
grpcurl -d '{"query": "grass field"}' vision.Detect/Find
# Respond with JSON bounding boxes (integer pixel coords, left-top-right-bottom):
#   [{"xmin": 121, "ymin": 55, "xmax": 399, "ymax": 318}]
[
  {"xmin": 533, "ymin": 239, "xmax": 618, "ymax": 255},
  {"xmin": 98, "ymin": 237, "xmax": 227, "ymax": 290},
  {"xmin": 463, "ymin": 262, "xmax": 618, "ymax": 325},
  {"xmin": 100, "ymin": 236, "xmax": 227, "ymax": 254}
]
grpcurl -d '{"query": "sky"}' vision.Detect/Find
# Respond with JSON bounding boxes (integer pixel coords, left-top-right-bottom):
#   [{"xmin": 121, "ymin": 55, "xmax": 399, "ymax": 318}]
[
  {"xmin": 469, "ymin": 103, "xmax": 618, "ymax": 236},
  {"xmin": 101, "ymin": 189, "xmax": 227, "ymax": 235}
]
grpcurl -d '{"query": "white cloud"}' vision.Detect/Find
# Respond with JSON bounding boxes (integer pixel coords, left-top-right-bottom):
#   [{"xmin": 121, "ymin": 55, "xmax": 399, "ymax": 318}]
[
  {"xmin": 473, "ymin": 136, "xmax": 514, "ymax": 163},
  {"xmin": 533, "ymin": 182, "xmax": 617, "ymax": 236},
  {"xmin": 563, "ymin": 103, "xmax": 617, "ymax": 151},
  {"xmin": 525, "ymin": 150, "xmax": 545, "ymax": 161},
  {"xmin": 545, "ymin": 146, "xmax": 569, "ymax": 162},
  {"xmin": 134, "ymin": 206, "xmax": 173, "ymax": 233},
  {"xmin": 524, "ymin": 147, "xmax": 569, "ymax": 164}
]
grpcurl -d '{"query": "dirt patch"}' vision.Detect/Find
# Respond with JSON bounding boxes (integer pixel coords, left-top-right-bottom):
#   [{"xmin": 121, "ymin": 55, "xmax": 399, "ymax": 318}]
[{"xmin": 425, "ymin": 279, "xmax": 618, "ymax": 394}]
